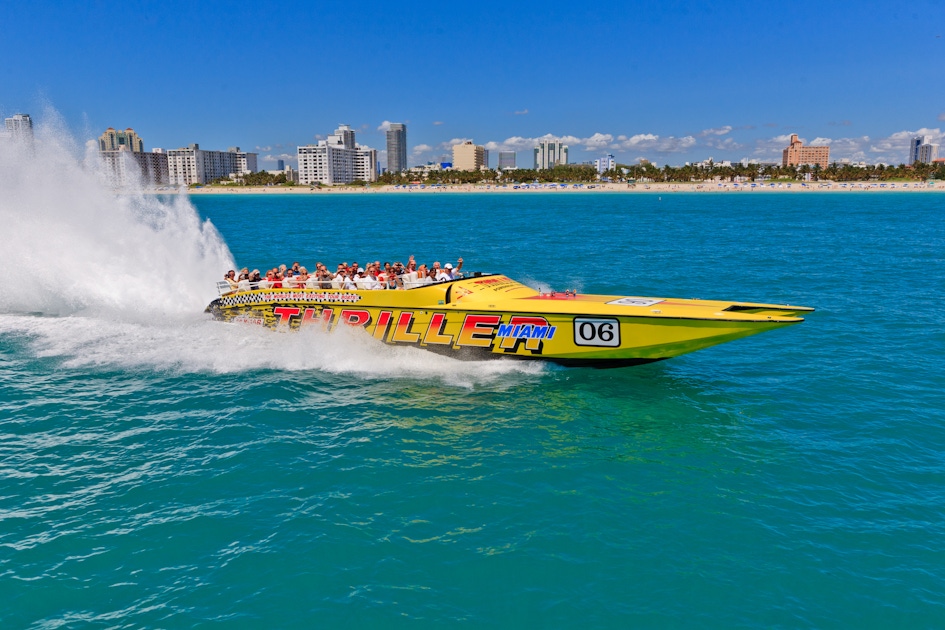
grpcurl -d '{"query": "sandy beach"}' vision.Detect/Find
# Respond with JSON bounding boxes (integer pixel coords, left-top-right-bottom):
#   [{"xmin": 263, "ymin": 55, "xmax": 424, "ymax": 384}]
[{"xmin": 177, "ymin": 181, "xmax": 942, "ymax": 195}]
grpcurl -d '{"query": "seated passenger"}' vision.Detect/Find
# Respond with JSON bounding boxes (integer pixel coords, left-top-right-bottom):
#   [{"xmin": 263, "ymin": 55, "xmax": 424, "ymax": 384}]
[
  {"xmin": 224, "ymin": 270, "xmax": 239, "ymax": 291},
  {"xmin": 318, "ymin": 267, "xmax": 332, "ymax": 289},
  {"xmin": 342, "ymin": 271, "xmax": 358, "ymax": 290},
  {"xmin": 237, "ymin": 272, "xmax": 251, "ymax": 291},
  {"xmin": 248, "ymin": 269, "xmax": 262, "ymax": 289},
  {"xmin": 331, "ymin": 266, "xmax": 345, "ymax": 288}
]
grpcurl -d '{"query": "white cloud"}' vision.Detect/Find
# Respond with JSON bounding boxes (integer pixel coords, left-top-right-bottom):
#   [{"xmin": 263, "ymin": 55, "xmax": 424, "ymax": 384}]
[
  {"xmin": 580, "ymin": 132, "xmax": 614, "ymax": 150},
  {"xmin": 750, "ymin": 135, "xmax": 794, "ymax": 159},
  {"xmin": 433, "ymin": 121, "xmax": 444, "ymax": 126},
  {"xmin": 826, "ymin": 136, "xmax": 870, "ymax": 160},
  {"xmin": 614, "ymin": 134, "xmax": 695, "ymax": 153},
  {"xmin": 262, "ymin": 152, "xmax": 295, "ymax": 164},
  {"xmin": 514, "ymin": 109, "xmax": 529, "ymax": 115},
  {"xmin": 255, "ymin": 145, "xmax": 273, "ymax": 151},
  {"xmin": 438, "ymin": 137, "xmax": 473, "ymax": 150},
  {"xmin": 869, "ymin": 128, "xmax": 943, "ymax": 152},
  {"xmin": 412, "ymin": 144, "xmax": 433, "ymax": 155},
  {"xmin": 477, "ymin": 131, "xmax": 698, "ymax": 156},
  {"xmin": 700, "ymin": 125, "xmax": 732, "ymax": 137},
  {"xmin": 483, "ymin": 136, "xmax": 535, "ymax": 152},
  {"xmin": 377, "ymin": 120, "xmax": 392, "ymax": 132},
  {"xmin": 809, "ymin": 137, "xmax": 832, "ymax": 146},
  {"xmin": 704, "ymin": 136, "xmax": 744, "ymax": 151}
]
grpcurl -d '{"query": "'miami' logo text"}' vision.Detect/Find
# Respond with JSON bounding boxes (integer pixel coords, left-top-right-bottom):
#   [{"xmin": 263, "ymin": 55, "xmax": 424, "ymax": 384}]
[{"xmin": 495, "ymin": 316, "xmax": 556, "ymax": 353}]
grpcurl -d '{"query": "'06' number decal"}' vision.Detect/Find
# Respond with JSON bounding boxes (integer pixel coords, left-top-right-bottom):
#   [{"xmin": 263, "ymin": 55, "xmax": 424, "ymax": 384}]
[{"xmin": 573, "ymin": 318, "xmax": 621, "ymax": 347}]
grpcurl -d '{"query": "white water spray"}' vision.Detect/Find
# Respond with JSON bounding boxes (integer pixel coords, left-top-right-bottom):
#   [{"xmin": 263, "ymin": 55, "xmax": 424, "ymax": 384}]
[
  {"xmin": 0, "ymin": 111, "xmax": 233, "ymax": 317},
  {"xmin": 0, "ymin": 112, "xmax": 543, "ymax": 382}
]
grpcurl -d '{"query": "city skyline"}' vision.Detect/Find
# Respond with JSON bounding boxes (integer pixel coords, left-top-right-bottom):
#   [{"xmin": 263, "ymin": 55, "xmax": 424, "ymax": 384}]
[{"xmin": 2, "ymin": 1, "xmax": 943, "ymax": 168}]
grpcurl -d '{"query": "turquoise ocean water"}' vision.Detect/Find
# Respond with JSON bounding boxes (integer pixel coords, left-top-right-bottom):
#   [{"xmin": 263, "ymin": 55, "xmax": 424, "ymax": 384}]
[{"xmin": 2, "ymin": 183, "xmax": 944, "ymax": 626}]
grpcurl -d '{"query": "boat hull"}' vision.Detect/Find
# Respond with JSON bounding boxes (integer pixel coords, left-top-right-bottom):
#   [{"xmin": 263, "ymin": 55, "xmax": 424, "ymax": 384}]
[{"xmin": 205, "ymin": 275, "xmax": 811, "ymax": 367}]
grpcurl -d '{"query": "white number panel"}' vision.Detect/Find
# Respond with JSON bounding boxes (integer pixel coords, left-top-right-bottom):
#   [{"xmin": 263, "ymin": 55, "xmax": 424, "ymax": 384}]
[{"xmin": 573, "ymin": 318, "xmax": 621, "ymax": 347}]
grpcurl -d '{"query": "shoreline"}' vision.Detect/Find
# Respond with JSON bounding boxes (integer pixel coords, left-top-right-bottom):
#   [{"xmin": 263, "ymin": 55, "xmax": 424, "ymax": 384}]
[{"xmin": 159, "ymin": 181, "xmax": 943, "ymax": 195}]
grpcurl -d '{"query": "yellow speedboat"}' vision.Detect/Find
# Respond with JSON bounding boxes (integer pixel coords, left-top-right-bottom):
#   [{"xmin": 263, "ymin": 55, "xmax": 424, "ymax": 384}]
[{"xmin": 205, "ymin": 274, "xmax": 812, "ymax": 367}]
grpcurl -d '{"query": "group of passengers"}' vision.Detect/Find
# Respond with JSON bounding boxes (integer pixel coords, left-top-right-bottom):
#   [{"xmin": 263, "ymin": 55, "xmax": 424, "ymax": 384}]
[{"xmin": 224, "ymin": 256, "xmax": 464, "ymax": 292}]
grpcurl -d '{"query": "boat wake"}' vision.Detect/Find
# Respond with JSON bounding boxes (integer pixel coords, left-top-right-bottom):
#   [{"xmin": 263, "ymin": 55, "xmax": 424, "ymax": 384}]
[{"xmin": 0, "ymin": 112, "xmax": 543, "ymax": 384}]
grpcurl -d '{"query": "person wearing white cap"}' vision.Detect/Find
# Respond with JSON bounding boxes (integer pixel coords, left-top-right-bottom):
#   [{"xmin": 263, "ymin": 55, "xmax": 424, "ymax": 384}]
[{"xmin": 435, "ymin": 263, "xmax": 453, "ymax": 282}]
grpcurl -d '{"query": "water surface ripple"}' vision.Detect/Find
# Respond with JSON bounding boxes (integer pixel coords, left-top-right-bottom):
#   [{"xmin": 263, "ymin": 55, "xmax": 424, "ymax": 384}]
[{"xmin": 2, "ymin": 192, "xmax": 944, "ymax": 627}]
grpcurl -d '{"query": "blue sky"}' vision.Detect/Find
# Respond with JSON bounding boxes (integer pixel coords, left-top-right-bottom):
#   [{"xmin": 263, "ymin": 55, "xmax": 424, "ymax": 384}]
[{"xmin": 2, "ymin": 0, "xmax": 943, "ymax": 168}]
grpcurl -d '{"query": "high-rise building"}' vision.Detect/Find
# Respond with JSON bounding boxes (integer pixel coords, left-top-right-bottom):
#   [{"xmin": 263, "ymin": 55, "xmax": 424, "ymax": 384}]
[
  {"xmin": 909, "ymin": 136, "xmax": 939, "ymax": 165},
  {"xmin": 452, "ymin": 141, "xmax": 485, "ymax": 171},
  {"xmin": 99, "ymin": 127, "xmax": 144, "ymax": 152},
  {"xmin": 782, "ymin": 134, "xmax": 830, "ymax": 168},
  {"xmin": 277, "ymin": 159, "xmax": 285, "ymax": 170},
  {"xmin": 482, "ymin": 149, "xmax": 490, "ymax": 169},
  {"xmin": 386, "ymin": 123, "xmax": 407, "ymax": 172},
  {"xmin": 498, "ymin": 151, "xmax": 516, "ymax": 169},
  {"xmin": 297, "ymin": 125, "xmax": 378, "ymax": 185},
  {"xmin": 166, "ymin": 144, "xmax": 258, "ymax": 185},
  {"xmin": 4, "ymin": 113, "xmax": 33, "ymax": 141},
  {"xmin": 534, "ymin": 140, "xmax": 568, "ymax": 170}
]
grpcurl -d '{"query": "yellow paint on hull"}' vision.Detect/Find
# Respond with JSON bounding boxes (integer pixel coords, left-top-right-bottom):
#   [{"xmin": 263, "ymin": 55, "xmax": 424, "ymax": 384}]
[{"xmin": 205, "ymin": 275, "xmax": 812, "ymax": 366}]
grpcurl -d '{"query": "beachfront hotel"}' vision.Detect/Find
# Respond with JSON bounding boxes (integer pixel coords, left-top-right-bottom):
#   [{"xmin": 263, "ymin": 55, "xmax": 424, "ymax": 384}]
[
  {"xmin": 297, "ymin": 125, "xmax": 378, "ymax": 185},
  {"xmin": 386, "ymin": 123, "xmax": 407, "ymax": 172},
  {"xmin": 908, "ymin": 136, "xmax": 939, "ymax": 165},
  {"xmin": 452, "ymin": 141, "xmax": 486, "ymax": 171},
  {"xmin": 534, "ymin": 140, "xmax": 568, "ymax": 170},
  {"xmin": 4, "ymin": 113, "xmax": 33, "ymax": 141},
  {"xmin": 782, "ymin": 134, "xmax": 830, "ymax": 169},
  {"xmin": 166, "ymin": 144, "xmax": 258, "ymax": 186}
]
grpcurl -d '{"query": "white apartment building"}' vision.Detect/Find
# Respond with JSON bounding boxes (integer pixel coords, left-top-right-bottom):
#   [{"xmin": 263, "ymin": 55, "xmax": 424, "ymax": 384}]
[
  {"xmin": 917, "ymin": 143, "xmax": 939, "ymax": 164},
  {"xmin": 229, "ymin": 147, "xmax": 258, "ymax": 175},
  {"xmin": 166, "ymin": 144, "xmax": 258, "ymax": 185},
  {"xmin": 297, "ymin": 125, "xmax": 378, "ymax": 185},
  {"xmin": 595, "ymin": 154, "xmax": 616, "ymax": 174},
  {"xmin": 534, "ymin": 140, "xmax": 568, "ymax": 170},
  {"xmin": 4, "ymin": 113, "xmax": 33, "ymax": 141}
]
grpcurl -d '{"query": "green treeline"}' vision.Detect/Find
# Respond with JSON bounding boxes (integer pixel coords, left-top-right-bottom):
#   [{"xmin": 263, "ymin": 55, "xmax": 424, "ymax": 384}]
[
  {"xmin": 378, "ymin": 161, "xmax": 944, "ymax": 185},
  {"xmin": 210, "ymin": 171, "xmax": 293, "ymax": 186},
  {"xmin": 204, "ymin": 160, "xmax": 944, "ymax": 188}
]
